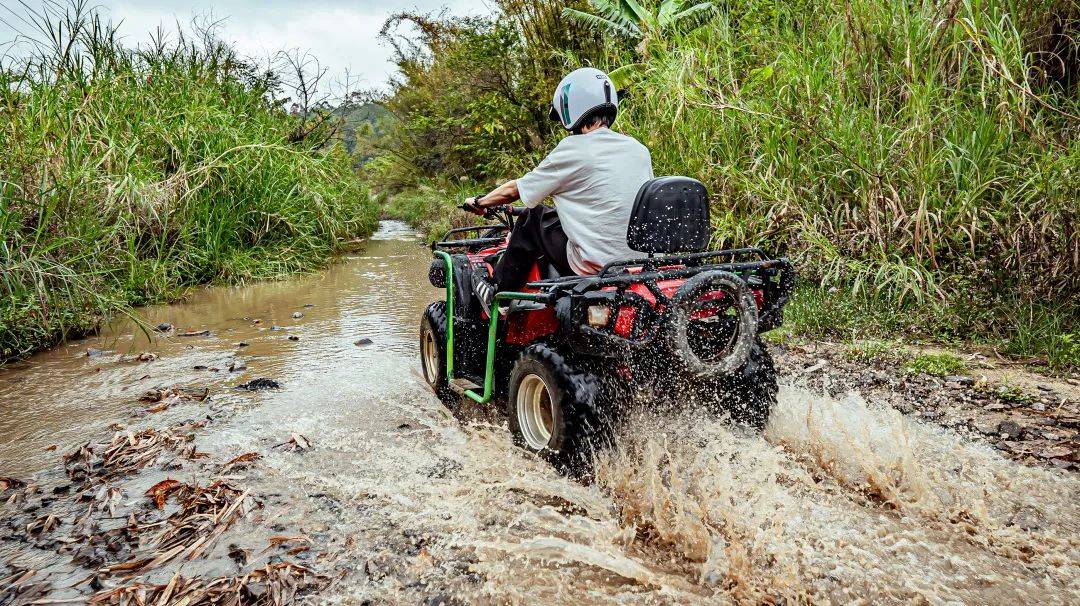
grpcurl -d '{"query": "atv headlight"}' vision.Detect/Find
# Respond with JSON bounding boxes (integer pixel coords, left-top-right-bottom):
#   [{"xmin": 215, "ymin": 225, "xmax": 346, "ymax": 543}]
[{"xmin": 587, "ymin": 305, "xmax": 612, "ymax": 328}]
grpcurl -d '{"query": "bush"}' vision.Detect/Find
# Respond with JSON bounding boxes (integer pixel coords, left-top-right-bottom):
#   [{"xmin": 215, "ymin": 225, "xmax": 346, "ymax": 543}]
[{"xmin": 0, "ymin": 3, "xmax": 379, "ymax": 361}]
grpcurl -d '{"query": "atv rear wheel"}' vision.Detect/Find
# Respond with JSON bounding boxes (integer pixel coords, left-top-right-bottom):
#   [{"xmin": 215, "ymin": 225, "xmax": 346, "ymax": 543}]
[
  {"xmin": 508, "ymin": 345, "xmax": 609, "ymax": 473},
  {"xmin": 420, "ymin": 301, "xmax": 456, "ymax": 406},
  {"xmin": 693, "ymin": 338, "xmax": 778, "ymax": 429}
]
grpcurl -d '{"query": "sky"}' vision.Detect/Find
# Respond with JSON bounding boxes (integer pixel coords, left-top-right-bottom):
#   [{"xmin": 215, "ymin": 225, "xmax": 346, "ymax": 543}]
[{"xmin": 0, "ymin": 1, "xmax": 492, "ymax": 93}]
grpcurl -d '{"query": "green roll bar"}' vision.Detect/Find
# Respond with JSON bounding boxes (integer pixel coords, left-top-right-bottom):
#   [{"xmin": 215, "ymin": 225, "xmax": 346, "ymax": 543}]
[{"xmin": 432, "ymin": 250, "xmax": 549, "ymax": 404}]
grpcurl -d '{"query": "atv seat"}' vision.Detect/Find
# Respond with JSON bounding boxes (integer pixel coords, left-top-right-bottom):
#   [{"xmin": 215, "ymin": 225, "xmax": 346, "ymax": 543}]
[{"xmin": 627, "ymin": 177, "xmax": 710, "ymax": 254}]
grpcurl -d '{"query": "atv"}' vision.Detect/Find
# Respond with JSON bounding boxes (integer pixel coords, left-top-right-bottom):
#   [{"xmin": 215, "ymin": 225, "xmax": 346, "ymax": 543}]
[{"xmin": 419, "ymin": 177, "xmax": 795, "ymax": 469}]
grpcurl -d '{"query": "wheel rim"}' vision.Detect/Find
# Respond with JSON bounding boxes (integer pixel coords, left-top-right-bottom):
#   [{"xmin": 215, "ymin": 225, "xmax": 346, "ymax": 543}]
[
  {"xmin": 516, "ymin": 374, "xmax": 554, "ymax": 450},
  {"xmin": 421, "ymin": 324, "xmax": 439, "ymax": 386}
]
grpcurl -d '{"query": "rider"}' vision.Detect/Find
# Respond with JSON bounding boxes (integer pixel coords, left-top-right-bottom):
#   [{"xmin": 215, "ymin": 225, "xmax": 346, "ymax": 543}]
[{"xmin": 465, "ymin": 67, "xmax": 654, "ymax": 312}]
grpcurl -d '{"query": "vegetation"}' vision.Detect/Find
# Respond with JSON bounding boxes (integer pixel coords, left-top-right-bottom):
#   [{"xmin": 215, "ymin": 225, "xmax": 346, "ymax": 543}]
[
  {"xmin": 369, "ymin": 0, "xmax": 1079, "ymax": 372},
  {"xmin": 0, "ymin": 3, "xmax": 379, "ymax": 362}
]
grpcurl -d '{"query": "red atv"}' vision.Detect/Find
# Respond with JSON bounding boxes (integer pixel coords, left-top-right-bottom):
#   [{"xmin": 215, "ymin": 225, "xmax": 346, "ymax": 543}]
[{"xmin": 420, "ymin": 177, "xmax": 794, "ymax": 469}]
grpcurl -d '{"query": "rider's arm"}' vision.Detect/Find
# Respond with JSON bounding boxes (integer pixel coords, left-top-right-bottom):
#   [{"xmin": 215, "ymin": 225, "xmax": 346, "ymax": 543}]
[{"xmin": 473, "ymin": 180, "xmax": 520, "ymax": 208}]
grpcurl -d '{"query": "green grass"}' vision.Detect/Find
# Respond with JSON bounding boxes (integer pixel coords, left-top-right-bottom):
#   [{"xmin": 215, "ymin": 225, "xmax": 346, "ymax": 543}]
[
  {"xmin": 843, "ymin": 340, "xmax": 910, "ymax": 365},
  {"xmin": 0, "ymin": 3, "xmax": 379, "ymax": 362}
]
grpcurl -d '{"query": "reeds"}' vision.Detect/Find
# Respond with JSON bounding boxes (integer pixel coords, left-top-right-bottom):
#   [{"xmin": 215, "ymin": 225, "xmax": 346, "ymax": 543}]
[{"xmin": 0, "ymin": 1, "xmax": 379, "ymax": 362}]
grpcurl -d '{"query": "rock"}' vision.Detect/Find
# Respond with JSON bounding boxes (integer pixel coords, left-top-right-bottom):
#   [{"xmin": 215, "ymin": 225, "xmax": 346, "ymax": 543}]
[
  {"xmin": 137, "ymin": 352, "xmax": 157, "ymax": 362},
  {"xmin": 288, "ymin": 335, "xmax": 300, "ymax": 342},
  {"xmin": 235, "ymin": 342, "xmax": 250, "ymax": 348},
  {"xmin": 355, "ymin": 338, "xmax": 374, "ymax": 347},
  {"xmin": 156, "ymin": 323, "xmax": 173, "ymax": 332},
  {"xmin": 997, "ymin": 420, "xmax": 1023, "ymax": 440},
  {"xmin": 1066, "ymin": 378, "xmax": 1079, "ymax": 386},
  {"xmin": 945, "ymin": 375, "xmax": 974, "ymax": 386},
  {"xmin": 85, "ymin": 348, "xmax": 105, "ymax": 357},
  {"xmin": 304, "ymin": 304, "xmax": 315, "ymax": 308},
  {"xmin": 292, "ymin": 312, "xmax": 304, "ymax": 319},
  {"xmin": 235, "ymin": 378, "xmax": 282, "ymax": 391},
  {"xmin": 801, "ymin": 359, "xmax": 828, "ymax": 374},
  {"xmin": 229, "ymin": 361, "xmax": 248, "ymax": 372},
  {"xmin": 178, "ymin": 330, "xmax": 211, "ymax": 337},
  {"xmin": 1036, "ymin": 384, "xmax": 1053, "ymax": 393},
  {"xmin": 427, "ymin": 595, "xmax": 462, "ymax": 606}
]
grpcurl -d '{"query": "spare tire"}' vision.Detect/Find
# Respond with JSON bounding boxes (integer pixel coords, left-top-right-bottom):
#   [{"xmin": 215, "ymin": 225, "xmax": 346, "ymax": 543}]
[{"xmin": 665, "ymin": 270, "xmax": 758, "ymax": 377}]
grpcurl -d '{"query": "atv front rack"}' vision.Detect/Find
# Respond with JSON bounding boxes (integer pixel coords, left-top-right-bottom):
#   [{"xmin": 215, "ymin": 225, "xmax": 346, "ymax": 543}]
[{"xmin": 433, "ymin": 225, "xmax": 509, "ymax": 251}]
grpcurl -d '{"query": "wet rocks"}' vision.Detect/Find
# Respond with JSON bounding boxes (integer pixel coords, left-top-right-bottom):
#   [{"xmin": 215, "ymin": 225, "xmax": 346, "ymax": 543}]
[
  {"xmin": 178, "ymin": 329, "xmax": 211, "ymax": 337},
  {"xmin": 292, "ymin": 312, "xmax": 304, "ymax": 319},
  {"xmin": 355, "ymin": 338, "xmax": 374, "ymax": 347},
  {"xmin": 288, "ymin": 335, "xmax": 300, "ymax": 342},
  {"xmin": 235, "ymin": 378, "xmax": 282, "ymax": 391},
  {"xmin": 235, "ymin": 341, "xmax": 250, "ymax": 348},
  {"xmin": 136, "ymin": 352, "xmax": 157, "ymax": 362},
  {"xmin": 997, "ymin": 420, "xmax": 1023, "ymax": 440},
  {"xmin": 945, "ymin": 375, "xmax": 974, "ymax": 387},
  {"xmin": 156, "ymin": 323, "xmax": 173, "ymax": 332},
  {"xmin": 85, "ymin": 348, "xmax": 106, "ymax": 357}
]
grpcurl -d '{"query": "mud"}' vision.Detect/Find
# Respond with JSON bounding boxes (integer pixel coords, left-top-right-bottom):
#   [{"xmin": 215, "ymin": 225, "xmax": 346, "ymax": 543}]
[{"xmin": 2, "ymin": 221, "xmax": 1078, "ymax": 604}]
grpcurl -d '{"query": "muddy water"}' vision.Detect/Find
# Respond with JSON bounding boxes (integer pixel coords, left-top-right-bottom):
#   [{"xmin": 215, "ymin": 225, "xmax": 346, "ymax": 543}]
[{"xmin": 2, "ymin": 221, "xmax": 1078, "ymax": 604}]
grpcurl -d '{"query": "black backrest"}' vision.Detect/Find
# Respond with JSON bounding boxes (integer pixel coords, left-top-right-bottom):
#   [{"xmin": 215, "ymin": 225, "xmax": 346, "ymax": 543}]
[{"xmin": 626, "ymin": 177, "xmax": 710, "ymax": 254}]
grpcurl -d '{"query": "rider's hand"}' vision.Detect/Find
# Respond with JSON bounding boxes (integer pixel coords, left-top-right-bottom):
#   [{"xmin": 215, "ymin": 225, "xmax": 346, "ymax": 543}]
[{"xmin": 462, "ymin": 196, "xmax": 487, "ymax": 216}]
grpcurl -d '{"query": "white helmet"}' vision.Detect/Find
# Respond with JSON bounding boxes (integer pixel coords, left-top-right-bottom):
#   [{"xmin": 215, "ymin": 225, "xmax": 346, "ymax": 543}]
[{"xmin": 548, "ymin": 67, "xmax": 619, "ymax": 132}]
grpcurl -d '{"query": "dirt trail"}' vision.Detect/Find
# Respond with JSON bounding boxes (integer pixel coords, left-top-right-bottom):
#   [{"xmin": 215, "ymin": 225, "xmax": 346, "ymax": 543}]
[{"xmin": 1, "ymin": 222, "xmax": 1077, "ymax": 604}]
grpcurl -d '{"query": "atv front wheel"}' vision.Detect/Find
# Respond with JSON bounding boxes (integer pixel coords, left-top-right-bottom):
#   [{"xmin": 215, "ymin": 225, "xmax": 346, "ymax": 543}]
[
  {"xmin": 507, "ymin": 345, "xmax": 609, "ymax": 472},
  {"xmin": 693, "ymin": 338, "xmax": 778, "ymax": 429},
  {"xmin": 420, "ymin": 301, "xmax": 456, "ymax": 406}
]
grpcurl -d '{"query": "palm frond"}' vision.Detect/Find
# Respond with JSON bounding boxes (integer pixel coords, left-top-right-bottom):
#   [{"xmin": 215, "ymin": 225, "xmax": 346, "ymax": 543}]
[
  {"xmin": 657, "ymin": 0, "xmax": 684, "ymax": 28},
  {"xmin": 562, "ymin": 7, "xmax": 641, "ymax": 39},
  {"xmin": 666, "ymin": 2, "xmax": 719, "ymax": 35},
  {"xmin": 586, "ymin": 0, "xmax": 641, "ymax": 35},
  {"xmin": 621, "ymin": 0, "xmax": 658, "ymax": 32},
  {"xmin": 608, "ymin": 62, "xmax": 647, "ymax": 89}
]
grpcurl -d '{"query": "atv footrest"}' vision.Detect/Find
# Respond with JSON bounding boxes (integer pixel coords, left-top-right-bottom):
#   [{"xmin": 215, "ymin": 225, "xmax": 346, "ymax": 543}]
[{"xmin": 449, "ymin": 378, "xmax": 481, "ymax": 395}]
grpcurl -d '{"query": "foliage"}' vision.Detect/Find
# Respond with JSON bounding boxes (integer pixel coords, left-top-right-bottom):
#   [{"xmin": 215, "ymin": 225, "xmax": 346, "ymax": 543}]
[
  {"xmin": 563, "ymin": 0, "xmax": 719, "ymax": 42},
  {"xmin": 844, "ymin": 340, "xmax": 910, "ymax": 365},
  {"xmin": 0, "ymin": 2, "xmax": 379, "ymax": 362},
  {"xmin": 369, "ymin": 0, "xmax": 1079, "ymax": 370},
  {"xmin": 370, "ymin": 2, "xmax": 605, "ymax": 187}
]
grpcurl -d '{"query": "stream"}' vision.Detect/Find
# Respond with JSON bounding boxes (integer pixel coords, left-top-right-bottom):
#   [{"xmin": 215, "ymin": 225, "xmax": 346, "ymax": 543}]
[{"xmin": 1, "ymin": 221, "xmax": 1077, "ymax": 604}]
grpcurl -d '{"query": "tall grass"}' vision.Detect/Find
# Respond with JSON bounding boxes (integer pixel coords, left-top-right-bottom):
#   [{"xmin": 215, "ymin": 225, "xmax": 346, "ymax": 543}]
[
  {"xmin": 372, "ymin": 0, "xmax": 1079, "ymax": 370},
  {"xmin": 0, "ymin": 2, "xmax": 379, "ymax": 362},
  {"xmin": 611, "ymin": 0, "xmax": 1079, "ymax": 368}
]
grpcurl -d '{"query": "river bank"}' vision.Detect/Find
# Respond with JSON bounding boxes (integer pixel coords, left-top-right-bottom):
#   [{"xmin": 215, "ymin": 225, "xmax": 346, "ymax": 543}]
[{"xmin": 2, "ymin": 222, "xmax": 1077, "ymax": 604}]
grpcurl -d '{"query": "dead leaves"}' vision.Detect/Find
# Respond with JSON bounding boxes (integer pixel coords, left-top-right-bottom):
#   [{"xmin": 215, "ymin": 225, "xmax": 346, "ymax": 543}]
[
  {"xmin": 89, "ymin": 562, "xmax": 328, "ymax": 605},
  {"xmin": 274, "ymin": 434, "xmax": 311, "ymax": 452},
  {"xmin": 102, "ymin": 481, "xmax": 259, "ymax": 576},
  {"xmin": 140, "ymin": 387, "xmax": 210, "ymax": 413},
  {"xmin": 221, "ymin": 452, "xmax": 261, "ymax": 474},
  {"xmin": 64, "ymin": 427, "xmax": 197, "ymax": 484},
  {"xmin": 0, "ymin": 476, "xmax": 25, "ymax": 491},
  {"xmin": 266, "ymin": 535, "xmax": 312, "ymax": 557},
  {"xmin": 146, "ymin": 479, "xmax": 183, "ymax": 509}
]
